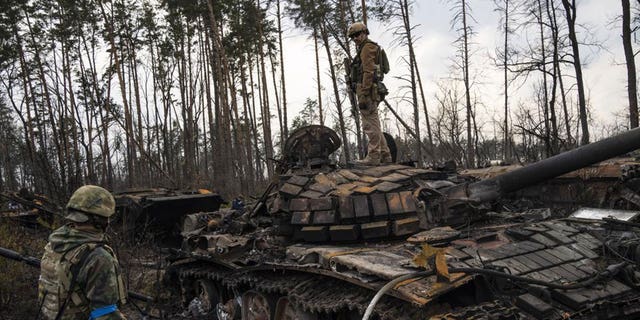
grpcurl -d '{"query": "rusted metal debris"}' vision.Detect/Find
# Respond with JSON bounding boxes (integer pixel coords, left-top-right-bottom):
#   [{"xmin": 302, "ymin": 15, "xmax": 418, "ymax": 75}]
[
  {"xmin": 0, "ymin": 189, "xmax": 61, "ymax": 227},
  {"xmin": 113, "ymin": 188, "xmax": 224, "ymax": 247}
]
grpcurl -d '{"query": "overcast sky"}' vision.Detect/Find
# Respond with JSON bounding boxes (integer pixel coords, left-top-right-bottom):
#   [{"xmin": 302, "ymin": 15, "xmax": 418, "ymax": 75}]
[{"xmin": 277, "ymin": 0, "xmax": 631, "ymax": 139}]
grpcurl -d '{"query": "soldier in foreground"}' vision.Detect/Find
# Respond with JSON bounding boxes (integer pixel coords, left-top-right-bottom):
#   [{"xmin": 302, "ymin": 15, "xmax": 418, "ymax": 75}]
[
  {"xmin": 348, "ymin": 22, "xmax": 392, "ymax": 166},
  {"xmin": 38, "ymin": 185, "xmax": 127, "ymax": 319}
]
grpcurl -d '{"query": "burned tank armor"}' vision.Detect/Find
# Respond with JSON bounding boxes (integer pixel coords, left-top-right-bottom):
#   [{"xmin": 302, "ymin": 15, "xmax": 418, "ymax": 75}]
[{"xmin": 169, "ymin": 125, "xmax": 640, "ymax": 320}]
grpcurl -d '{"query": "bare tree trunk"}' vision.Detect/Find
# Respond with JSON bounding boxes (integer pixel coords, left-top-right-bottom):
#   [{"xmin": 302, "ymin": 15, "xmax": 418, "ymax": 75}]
[
  {"xmin": 269, "ymin": 50, "xmax": 284, "ymax": 145},
  {"xmin": 320, "ymin": 23, "xmax": 351, "ymax": 163},
  {"xmin": 501, "ymin": 0, "xmax": 510, "ymax": 161},
  {"xmin": 248, "ymin": 56, "xmax": 264, "ymax": 180},
  {"xmin": 277, "ymin": 0, "xmax": 288, "ymax": 139},
  {"xmin": 256, "ymin": 0, "xmax": 275, "ymax": 178},
  {"xmin": 130, "ymin": 40, "xmax": 146, "ymax": 184},
  {"xmin": 202, "ymin": 26, "xmax": 215, "ymax": 181},
  {"xmin": 546, "ymin": 0, "xmax": 561, "ymax": 152},
  {"xmin": 561, "ymin": 0, "xmax": 589, "ymax": 144},
  {"xmin": 149, "ymin": 34, "xmax": 163, "ymax": 182},
  {"xmin": 558, "ymin": 64, "xmax": 572, "ymax": 145},
  {"xmin": 63, "ymin": 46, "xmax": 83, "ymax": 186},
  {"xmin": 103, "ymin": 43, "xmax": 116, "ymax": 189},
  {"xmin": 401, "ymin": 0, "xmax": 422, "ymax": 166},
  {"xmin": 414, "ymin": 62, "xmax": 433, "ymax": 146},
  {"xmin": 622, "ymin": 0, "xmax": 638, "ymax": 128},
  {"xmin": 338, "ymin": 0, "xmax": 363, "ymax": 158},
  {"xmin": 207, "ymin": 0, "xmax": 235, "ymax": 187},
  {"xmin": 361, "ymin": 0, "xmax": 368, "ymax": 24},
  {"xmin": 314, "ymin": 27, "xmax": 324, "ymax": 126},
  {"xmin": 75, "ymin": 40, "xmax": 94, "ymax": 184},
  {"xmin": 24, "ymin": 9, "xmax": 63, "ymax": 189},
  {"xmin": 536, "ymin": 0, "xmax": 552, "ymax": 157},
  {"xmin": 551, "ymin": 0, "xmax": 573, "ymax": 145},
  {"xmin": 461, "ymin": 0, "xmax": 474, "ymax": 168},
  {"xmin": 99, "ymin": 1, "xmax": 136, "ymax": 186},
  {"xmin": 240, "ymin": 56, "xmax": 257, "ymax": 194}
]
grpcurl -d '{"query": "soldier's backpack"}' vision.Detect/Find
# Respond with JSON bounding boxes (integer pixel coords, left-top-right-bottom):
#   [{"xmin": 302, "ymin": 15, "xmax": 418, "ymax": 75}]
[
  {"xmin": 376, "ymin": 45, "xmax": 390, "ymax": 98},
  {"xmin": 378, "ymin": 47, "xmax": 390, "ymax": 76}
]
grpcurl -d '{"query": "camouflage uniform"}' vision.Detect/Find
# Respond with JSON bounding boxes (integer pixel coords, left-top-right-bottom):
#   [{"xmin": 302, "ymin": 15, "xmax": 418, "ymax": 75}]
[
  {"xmin": 351, "ymin": 26, "xmax": 391, "ymax": 165},
  {"xmin": 38, "ymin": 185, "xmax": 126, "ymax": 320}
]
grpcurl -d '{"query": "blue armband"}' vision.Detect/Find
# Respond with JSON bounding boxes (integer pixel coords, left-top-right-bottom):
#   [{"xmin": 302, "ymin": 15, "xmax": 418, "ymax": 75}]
[{"xmin": 89, "ymin": 304, "xmax": 118, "ymax": 320}]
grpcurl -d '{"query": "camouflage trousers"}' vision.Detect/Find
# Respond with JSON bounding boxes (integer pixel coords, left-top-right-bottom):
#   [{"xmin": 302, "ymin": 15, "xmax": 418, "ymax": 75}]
[{"xmin": 359, "ymin": 100, "xmax": 390, "ymax": 160}]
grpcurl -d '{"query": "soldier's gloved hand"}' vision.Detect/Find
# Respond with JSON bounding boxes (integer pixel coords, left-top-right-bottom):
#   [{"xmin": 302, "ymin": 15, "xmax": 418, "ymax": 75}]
[{"xmin": 358, "ymin": 102, "xmax": 369, "ymax": 110}]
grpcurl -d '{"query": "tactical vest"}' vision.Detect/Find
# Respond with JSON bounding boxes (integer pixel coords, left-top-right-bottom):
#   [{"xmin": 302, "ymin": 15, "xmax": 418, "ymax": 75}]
[
  {"xmin": 350, "ymin": 40, "xmax": 390, "ymax": 85},
  {"xmin": 38, "ymin": 242, "xmax": 126, "ymax": 320}
]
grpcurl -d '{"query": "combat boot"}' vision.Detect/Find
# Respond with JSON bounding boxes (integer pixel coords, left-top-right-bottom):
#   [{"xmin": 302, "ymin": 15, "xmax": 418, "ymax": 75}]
[
  {"xmin": 381, "ymin": 152, "xmax": 393, "ymax": 164},
  {"xmin": 354, "ymin": 153, "xmax": 381, "ymax": 166}
]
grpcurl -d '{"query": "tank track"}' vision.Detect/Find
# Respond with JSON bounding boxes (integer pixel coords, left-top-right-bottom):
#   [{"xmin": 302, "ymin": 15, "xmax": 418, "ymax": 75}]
[
  {"xmin": 569, "ymin": 294, "xmax": 640, "ymax": 319},
  {"xmin": 174, "ymin": 262, "xmax": 429, "ymax": 319},
  {"xmin": 429, "ymin": 300, "xmax": 520, "ymax": 320}
]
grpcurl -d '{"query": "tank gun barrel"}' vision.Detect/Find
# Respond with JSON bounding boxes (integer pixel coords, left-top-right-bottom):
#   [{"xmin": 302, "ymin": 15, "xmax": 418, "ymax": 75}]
[
  {"xmin": 467, "ymin": 126, "xmax": 640, "ymax": 202},
  {"xmin": 423, "ymin": 127, "xmax": 640, "ymax": 227}
]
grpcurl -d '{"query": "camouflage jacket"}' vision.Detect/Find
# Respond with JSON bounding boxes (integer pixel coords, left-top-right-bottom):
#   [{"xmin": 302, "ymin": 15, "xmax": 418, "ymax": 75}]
[
  {"xmin": 38, "ymin": 224, "xmax": 127, "ymax": 320},
  {"xmin": 355, "ymin": 39, "xmax": 380, "ymax": 103}
]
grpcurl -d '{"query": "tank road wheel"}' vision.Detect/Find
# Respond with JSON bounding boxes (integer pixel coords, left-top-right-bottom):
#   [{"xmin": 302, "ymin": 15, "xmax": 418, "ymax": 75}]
[
  {"xmin": 195, "ymin": 279, "xmax": 221, "ymax": 316},
  {"xmin": 242, "ymin": 290, "xmax": 277, "ymax": 320},
  {"xmin": 274, "ymin": 297, "xmax": 318, "ymax": 320}
]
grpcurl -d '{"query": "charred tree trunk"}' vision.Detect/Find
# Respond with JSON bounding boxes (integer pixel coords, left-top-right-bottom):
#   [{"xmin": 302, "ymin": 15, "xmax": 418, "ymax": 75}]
[
  {"xmin": 622, "ymin": 0, "xmax": 638, "ymax": 128},
  {"xmin": 537, "ymin": 0, "xmax": 552, "ymax": 157},
  {"xmin": 256, "ymin": 0, "xmax": 275, "ymax": 178},
  {"xmin": 561, "ymin": 0, "xmax": 589, "ymax": 144},
  {"xmin": 277, "ymin": 0, "xmax": 288, "ymax": 139},
  {"xmin": 314, "ymin": 27, "xmax": 324, "ymax": 126},
  {"xmin": 401, "ymin": 0, "xmax": 422, "ymax": 166},
  {"xmin": 320, "ymin": 23, "xmax": 351, "ymax": 163},
  {"xmin": 461, "ymin": 0, "xmax": 474, "ymax": 168}
]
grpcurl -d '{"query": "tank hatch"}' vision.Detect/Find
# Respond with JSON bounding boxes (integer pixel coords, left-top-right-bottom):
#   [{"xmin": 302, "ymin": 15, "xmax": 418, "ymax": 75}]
[{"xmin": 282, "ymin": 125, "xmax": 341, "ymax": 169}]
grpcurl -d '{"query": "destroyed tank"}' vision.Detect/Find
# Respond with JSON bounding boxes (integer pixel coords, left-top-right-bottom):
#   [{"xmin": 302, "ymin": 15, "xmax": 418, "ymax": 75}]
[{"xmin": 166, "ymin": 125, "xmax": 640, "ymax": 320}]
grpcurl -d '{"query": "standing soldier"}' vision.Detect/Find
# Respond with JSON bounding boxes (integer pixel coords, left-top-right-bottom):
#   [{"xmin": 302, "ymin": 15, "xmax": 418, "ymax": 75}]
[
  {"xmin": 348, "ymin": 22, "xmax": 392, "ymax": 166},
  {"xmin": 38, "ymin": 185, "xmax": 127, "ymax": 320}
]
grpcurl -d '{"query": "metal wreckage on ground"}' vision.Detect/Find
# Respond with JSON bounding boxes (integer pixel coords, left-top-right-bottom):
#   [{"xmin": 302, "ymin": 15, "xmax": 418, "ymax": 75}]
[
  {"xmin": 113, "ymin": 188, "xmax": 224, "ymax": 247},
  {"xmin": 165, "ymin": 125, "xmax": 640, "ymax": 320},
  {"xmin": 0, "ymin": 189, "xmax": 60, "ymax": 227}
]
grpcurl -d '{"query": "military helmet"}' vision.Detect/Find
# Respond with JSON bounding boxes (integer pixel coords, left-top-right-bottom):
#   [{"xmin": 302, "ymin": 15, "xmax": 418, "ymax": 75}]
[
  {"xmin": 65, "ymin": 185, "xmax": 115, "ymax": 222},
  {"xmin": 347, "ymin": 22, "xmax": 369, "ymax": 38}
]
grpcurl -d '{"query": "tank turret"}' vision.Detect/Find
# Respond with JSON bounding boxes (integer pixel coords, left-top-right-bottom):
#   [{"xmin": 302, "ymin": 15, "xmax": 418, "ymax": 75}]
[
  {"xmin": 168, "ymin": 125, "xmax": 640, "ymax": 320},
  {"xmin": 422, "ymin": 126, "xmax": 640, "ymax": 228}
]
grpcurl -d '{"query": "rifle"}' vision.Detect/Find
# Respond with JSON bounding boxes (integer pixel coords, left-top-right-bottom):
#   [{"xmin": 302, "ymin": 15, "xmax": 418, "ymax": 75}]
[
  {"xmin": 344, "ymin": 57, "xmax": 364, "ymax": 158},
  {"xmin": 343, "ymin": 57, "xmax": 358, "ymax": 111},
  {"xmin": 0, "ymin": 246, "xmax": 154, "ymax": 302}
]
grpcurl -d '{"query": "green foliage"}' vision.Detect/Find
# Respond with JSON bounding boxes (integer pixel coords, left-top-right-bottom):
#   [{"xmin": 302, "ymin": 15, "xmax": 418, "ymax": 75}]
[
  {"xmin": 0, "ymin": 0, "xmax": 21, "ymax": 71},
  {"xmin": 286, "ymin": 0, "xmax": 332, "ymax": 30},
  {"xmin": 222, "ymin": 0, "xmax": 279, "ymax": 63},
  {"xmin": 291, "ymin": 98, "xmax": 320, "ymax": 131}
]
